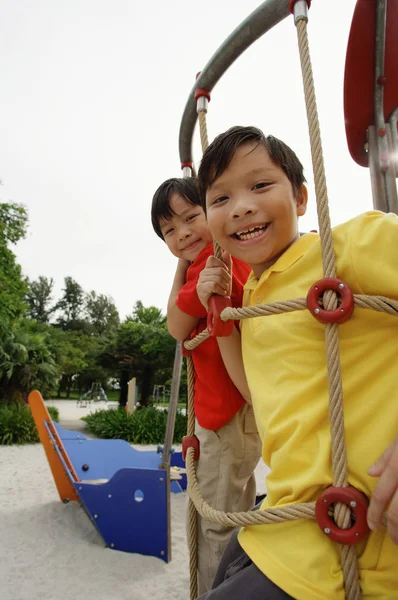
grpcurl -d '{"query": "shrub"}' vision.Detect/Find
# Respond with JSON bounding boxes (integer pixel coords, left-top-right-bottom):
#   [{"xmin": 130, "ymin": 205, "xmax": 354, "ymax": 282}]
[
  {"xmin": 83, "ymin": 406, "xmax": 187, "ymax": 444},
  {"xmin": 0, "ymin": 403, "xmax": 59, "ymax": 445}
]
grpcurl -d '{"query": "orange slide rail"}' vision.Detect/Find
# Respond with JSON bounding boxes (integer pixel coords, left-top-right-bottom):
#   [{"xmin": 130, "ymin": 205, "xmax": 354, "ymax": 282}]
[{"xmin": 28, "ymin": 390, "xmax": 79, "ymax": 502}]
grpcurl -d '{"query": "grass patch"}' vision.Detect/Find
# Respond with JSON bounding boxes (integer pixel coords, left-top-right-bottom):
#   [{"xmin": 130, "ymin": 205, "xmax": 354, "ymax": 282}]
[
  {"xmin": 0, "ymin": 403, "xmax": 59, "ymax": 445},
  {"xmin": 83, "ymin": 406, "xmax": 187, "ymax": 444}
]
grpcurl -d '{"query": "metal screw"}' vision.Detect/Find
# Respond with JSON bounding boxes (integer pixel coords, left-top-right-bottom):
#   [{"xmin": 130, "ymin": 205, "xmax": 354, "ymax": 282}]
[
  {"xmin": 160, "ymin": 551, "xmax": 165, "ymax": 556},
  {"xmin": 323, "ymin": 499, "xmax": 328, "ymax": 503},
  {"xmin": 110, "ymin": 543, "xmax": 115, "ymax": 548},
  {"xmin": 108, "ymin": 494, "xmax": 112, "ymax": 499},
  {"xmin": 355, "ymin": 532, "xmax": 359, "ymax": 537},
  {"xmin": 78, "ymin": 486, "xmax": 82, "ymax": 491},
  {"xmin": 314, "ymin": 308, "xmax": 320, "ymax": 315},
  {"xmin": 338, "ymin": 283, "xmax": 344, "ymax": 289},
  {"xmin": 94, "ymin": 514, "xmax": 98, "ymax": 519},
  {"xmin": 350, "ymin": 501, "xmax": 357, "ymax": 508},
  {"xmin": 159, "ymin": 477, "xmax": 164, "ymax": 482},
  {"xmin": 324, "ymin": 527, "xmax": 331, "ymax": 534}
]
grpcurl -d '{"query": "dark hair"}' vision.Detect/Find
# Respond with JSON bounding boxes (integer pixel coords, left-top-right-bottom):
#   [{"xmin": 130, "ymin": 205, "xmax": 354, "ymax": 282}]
[
  {"xmin": 151, "ymin": 177, "xmax": 201, "ymax": 239},
  {"xmin": 197, "ymin": 126, "xmax": 306, "ymax": 207}
]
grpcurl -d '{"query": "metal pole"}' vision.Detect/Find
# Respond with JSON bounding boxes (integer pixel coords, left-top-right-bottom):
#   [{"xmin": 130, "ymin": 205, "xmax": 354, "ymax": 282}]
[
  {"xmin": 371, "ymin": 0, "xmax": 389, "ymax": 210},
  {"xmin": 178, "ymin": 0, "xmax": 290, "ymax": 167},
  {"xmin": 370, "ymin": 0, "xmax": 398, "ymax": 214},
  {"xmin": 388, "ymin": 107, "xmax": 398, "ymax": 178},
  {"xmin": 159, "ymin": 341, "xmax": 183, "ymax": 470}
]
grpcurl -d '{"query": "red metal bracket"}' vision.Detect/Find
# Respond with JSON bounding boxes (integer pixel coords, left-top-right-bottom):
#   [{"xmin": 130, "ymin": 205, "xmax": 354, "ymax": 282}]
[
  {"xmin": 194, "ymin": 88, "xmax": 211, "ymax": 102},
  {"xmin": 307, "ymin": 278, "xmax": 354, "ymax": 324},
  {"xmin": 315, "ymin": 486, "xmax": 369, "ymax": 545},
  {"xmin": 207, "ymin": 296, "xmax": 234, "ymax": 337},
  {"xmin": 182, "ymin": 435, "xmax": 200, "ymax": 461}
]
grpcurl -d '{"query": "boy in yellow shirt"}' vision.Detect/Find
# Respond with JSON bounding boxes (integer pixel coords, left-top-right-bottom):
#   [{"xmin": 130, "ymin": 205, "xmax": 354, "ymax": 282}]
[{"xmin": 195, "ymin": 125, "xmax": 398, "ymax": 599}]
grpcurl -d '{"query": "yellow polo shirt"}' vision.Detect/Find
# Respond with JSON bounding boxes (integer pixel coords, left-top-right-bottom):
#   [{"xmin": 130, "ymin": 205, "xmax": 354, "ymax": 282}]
[{"xmin": 238, "ymin": 211, "xmax": 398, "ymax": 599}]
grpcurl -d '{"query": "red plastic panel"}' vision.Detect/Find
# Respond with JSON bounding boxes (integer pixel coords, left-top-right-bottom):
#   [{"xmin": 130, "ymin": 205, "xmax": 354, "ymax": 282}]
[{"xmin": 344, "ymin": 0, "xmax": 398, "ymax": 167}]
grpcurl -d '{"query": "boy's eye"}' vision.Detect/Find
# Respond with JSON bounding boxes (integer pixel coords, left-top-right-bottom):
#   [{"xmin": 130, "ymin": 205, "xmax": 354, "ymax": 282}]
[
  {"xmin": 164, "ymin": 227, "xmax": 174, "ymax": 236},
  {"xmin": 186, "ymin": 213, "xmax": 199, "ymax": 222},
  {"xmin": 253, "ymin": 182, "xmax": 270, "ymax": 190},
  {"xmin": 212, "ymin": 196, "xmax": 229, "ymax": 205}
]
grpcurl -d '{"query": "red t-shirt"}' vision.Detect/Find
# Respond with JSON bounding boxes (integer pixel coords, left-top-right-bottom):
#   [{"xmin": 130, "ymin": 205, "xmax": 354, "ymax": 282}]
[{"xmin": 176, "ymin": 244, "xmax": 251, "ymax": 430}]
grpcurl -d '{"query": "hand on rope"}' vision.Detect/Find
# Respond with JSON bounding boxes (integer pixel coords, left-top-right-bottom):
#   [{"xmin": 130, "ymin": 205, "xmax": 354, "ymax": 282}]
[
  {"xmin": 197, "ymin": 251, "xmax": 235, "ymax": 337},
  {"xmin": 197, "ymin": 252, "xmax": 232, "ymax": 310},
  {"xmin": 368, "ymin": 437, "xmax": 398, "ymax": 545}
]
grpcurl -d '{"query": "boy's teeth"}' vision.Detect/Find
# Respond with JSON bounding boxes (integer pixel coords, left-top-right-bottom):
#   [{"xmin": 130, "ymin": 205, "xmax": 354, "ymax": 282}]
[{"xmin": 235, "ymin": 224, "xmax": 267, "ymax": 240}]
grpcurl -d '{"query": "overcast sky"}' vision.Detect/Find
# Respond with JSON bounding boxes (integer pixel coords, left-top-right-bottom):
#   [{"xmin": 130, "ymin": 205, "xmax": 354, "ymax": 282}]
[{"xmin": 0, "ymin": 0, "xmax": 374, "ymax": 318}]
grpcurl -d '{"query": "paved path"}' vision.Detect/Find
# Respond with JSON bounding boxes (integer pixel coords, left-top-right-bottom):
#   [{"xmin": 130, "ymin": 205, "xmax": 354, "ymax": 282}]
[{"xmin": 45, "ymin": 399, "xmax": 118, "ymax": 435}]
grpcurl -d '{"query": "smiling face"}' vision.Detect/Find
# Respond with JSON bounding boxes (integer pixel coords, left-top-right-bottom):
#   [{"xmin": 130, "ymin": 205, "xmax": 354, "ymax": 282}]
[
  {"xmin": 159, "ymin": 193, "xmax": 213, "ymax": 262},
  {"xmin": 205, "ymin": 142, "xmax": 308, "ymax": 277}
]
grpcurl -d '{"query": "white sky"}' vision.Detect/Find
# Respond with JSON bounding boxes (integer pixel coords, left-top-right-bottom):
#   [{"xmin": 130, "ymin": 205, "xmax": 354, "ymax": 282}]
[{"xmin": 0, "ymin": 0, "xmax": 375, "ymax": 318}]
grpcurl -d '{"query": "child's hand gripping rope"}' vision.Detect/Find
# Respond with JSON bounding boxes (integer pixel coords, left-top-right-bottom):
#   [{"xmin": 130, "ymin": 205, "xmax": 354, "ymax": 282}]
[{"xmin": 197, "ymin": 253, "xmax": 232, "ymax": 311}]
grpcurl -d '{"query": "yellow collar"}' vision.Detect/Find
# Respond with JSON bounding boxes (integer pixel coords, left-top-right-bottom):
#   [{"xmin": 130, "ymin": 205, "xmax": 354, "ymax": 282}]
[{"xmin": 244, "ymin": 232, "xmax": 319, "ymax": 290}]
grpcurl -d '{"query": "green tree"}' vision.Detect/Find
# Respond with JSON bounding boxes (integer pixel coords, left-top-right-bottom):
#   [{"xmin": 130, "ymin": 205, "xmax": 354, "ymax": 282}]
[
  {"xmin": 85, "ymin": 291, "xmax": 120, "ymax": 336},
  {"xmin": 56, "ymin": 276, "xmax": 87, "ymax": 331},
  {"xmin": 57, "ymin": 335, "xmax": 88, "ymax": 398},
  {"xmin": 102, "ymin": 302, "xmax": 175, "ymax": 406},
  {"xmin": 130, "ymin": 300, "xmax": 165, "ymax": 326},
  {"xmin": 0, "ymin": 321, "xmax": 59, "ymax": 403},
  {"xmin": 0, "ymin": 202, "xmax": 28, "ymax": 328},
  {"xmin": 0, "ymin": 201, "xmax": 28, "ymax": 244},
  {"xmin": 26, "ymin": 276, "xmax": 57, "ymax": 323}
]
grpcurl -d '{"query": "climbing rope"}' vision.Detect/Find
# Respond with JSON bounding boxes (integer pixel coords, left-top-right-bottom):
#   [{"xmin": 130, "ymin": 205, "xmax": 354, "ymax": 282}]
[
  {"xmin": 294, "ymin": 13, "xmax": 361, "ymax": 593},
  {"xmin": 196, "ymin": 87, "xmax": 222, "ymax": 261},
  {"xmin": 182, "ymin": 3, "xmax": 397, "ymax": 599},
  {"xmin": 184, "ymin": 82, "xmax": 213, "ymax": 600},
  {"xmin": 184, "ymin": 293, "xmax": 398, "ymax": 355},
  {"xmin": 186, "ymin": 357, "xmax": 198, "ymax": 600}
]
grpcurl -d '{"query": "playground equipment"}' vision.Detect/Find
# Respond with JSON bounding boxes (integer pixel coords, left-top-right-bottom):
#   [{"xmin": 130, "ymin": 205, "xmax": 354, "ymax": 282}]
[
  {"xmin": 29, "ymin": 389, "xmax": 187, "ymax": 562},
  {"xmin": 77, "ymin": 381, "xmax": 108, "ymax": 408},
  {"xmin": 174, "ymin": 0, "xmax": 398, "ymax": 598},
  {"xmin": 153, "ymin": 384, "xmax": 170, "ymax": 404}
]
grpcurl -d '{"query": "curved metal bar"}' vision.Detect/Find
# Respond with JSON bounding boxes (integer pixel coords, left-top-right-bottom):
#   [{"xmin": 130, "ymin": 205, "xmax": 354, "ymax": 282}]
[
  {"xmin": 373, "ymin": 0, "xmax": 390, "ymax": 179},
  {"xmin": 178, "ymin": 0, "xmax": 291, "ymax": 166},
  {"xmin": 388, "ymin": 107, "xmax": 398, "ymax": 177},
  {"xmin": 374, "ymin": 0, "xmax": 387, "ymax": 131}
]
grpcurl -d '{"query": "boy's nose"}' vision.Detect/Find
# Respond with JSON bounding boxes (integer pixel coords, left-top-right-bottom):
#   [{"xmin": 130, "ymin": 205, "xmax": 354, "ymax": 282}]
[
  {"xmin": 230, "ymin": 195, "xmax": 255, "ymax": 219},
  {"xmin": 179, "ymin": 227, "xmax": 191, "ymax": 241},
  {"xmin": 231, "ymin": 206, "xmax": 254, "ymax": 219}
]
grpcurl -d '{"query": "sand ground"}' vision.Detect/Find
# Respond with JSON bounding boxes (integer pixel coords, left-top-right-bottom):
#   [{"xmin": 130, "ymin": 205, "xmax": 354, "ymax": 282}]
[{"xmin": 0, "ymin": 400, "xmax": 269, "ymax": 600}]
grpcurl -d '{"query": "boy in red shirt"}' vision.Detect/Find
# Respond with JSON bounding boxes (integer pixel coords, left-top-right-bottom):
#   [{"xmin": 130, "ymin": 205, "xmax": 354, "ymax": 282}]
[{"xmin": 151, "ymin": 177, "xmax": 261, "ymax": 595}]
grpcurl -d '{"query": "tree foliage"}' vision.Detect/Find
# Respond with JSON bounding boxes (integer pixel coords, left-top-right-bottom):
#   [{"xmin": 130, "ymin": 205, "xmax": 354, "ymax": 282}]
[
  {"xmin": 56, "ymin": 276, "xmax": 86, "ymax": 331},
  {"xmin": 0, "ymin": 321, "xmax": 59, "ymax": 403},
  {"xmin": 102, "ymin": 301, "xmax": 175, "ymax": 406},
  {"xmin": 85, "ymin": 291, "xmax": 120, "ymax": 335},
  {"xmin": 26, "ymin": 276, "xmax": 57, "ymax": 323},
  {"xmin": 0, "ymin": 201, "xmax": 28, "ymax": 244},
  {"xmin": 0, "ymin": 203, "xmax": 176, "ymax": 408},
  {"xmin": 0, "ymin": 202, "xmax": 28, "ymax": 328}
]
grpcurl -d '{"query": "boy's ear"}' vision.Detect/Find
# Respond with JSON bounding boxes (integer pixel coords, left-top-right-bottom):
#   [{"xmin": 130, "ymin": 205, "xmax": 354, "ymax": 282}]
[{"xmin": 296, "ymin": 185, "xmax": 308, "ymax": 217}]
